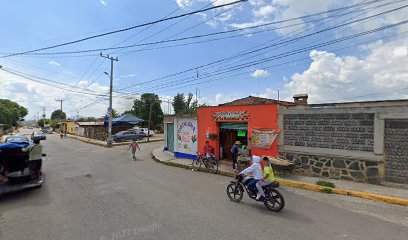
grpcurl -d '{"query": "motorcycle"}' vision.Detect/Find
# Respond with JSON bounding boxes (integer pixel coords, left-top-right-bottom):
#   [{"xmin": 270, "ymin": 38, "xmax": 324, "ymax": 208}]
[{"xmin": 226, "ymin": 174, "xmax": 285, "ymax": 212}]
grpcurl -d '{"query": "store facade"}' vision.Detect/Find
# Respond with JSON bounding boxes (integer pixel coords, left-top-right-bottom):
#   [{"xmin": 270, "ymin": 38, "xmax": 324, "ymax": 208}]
[
  {"xmin": 197, "ymin": 97, "xmax": 285, "ymax": 161},
  {"xmin": 164, "ymin": 115, "xmax": 198, "ymax": 160}
]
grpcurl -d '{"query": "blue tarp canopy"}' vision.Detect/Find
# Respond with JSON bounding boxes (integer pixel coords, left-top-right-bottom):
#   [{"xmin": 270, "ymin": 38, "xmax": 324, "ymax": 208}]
[{"xmin": 105, "ymin": 114, "xmax": 144, "ymax": 127}]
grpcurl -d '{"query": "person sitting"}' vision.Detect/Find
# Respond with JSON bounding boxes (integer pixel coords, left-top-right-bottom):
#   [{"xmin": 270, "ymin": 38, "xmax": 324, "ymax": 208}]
[
  {"xmin": 256, "ymin": 157, "xmax": 275, "ymax": 200},
  {"xmin": 203, "ymin": 141, "xmax": 216, "ymax": 161},
  {"xmin": 238, "ymin": 155, "xmax": 263, "ymax": 196},
  {"xmin": 21, "ymin": 138, "xmax": 43, "ymax": 180}
]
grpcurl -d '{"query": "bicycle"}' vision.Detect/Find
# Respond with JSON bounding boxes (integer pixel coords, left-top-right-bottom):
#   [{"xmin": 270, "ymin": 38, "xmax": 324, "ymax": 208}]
[{"xmin": 192, "ymin": 152, "xmax": 218, "ymax": 173}]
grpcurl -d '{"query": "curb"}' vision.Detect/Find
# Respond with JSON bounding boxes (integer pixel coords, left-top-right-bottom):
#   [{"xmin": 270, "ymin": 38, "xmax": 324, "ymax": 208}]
[
  {"xmin": 59, "ymin": 133, "xmax": 164, "ymax": 148},
  {"xmin": 151, "ymin": 151, "xmax": 408, "ymax": 207}
]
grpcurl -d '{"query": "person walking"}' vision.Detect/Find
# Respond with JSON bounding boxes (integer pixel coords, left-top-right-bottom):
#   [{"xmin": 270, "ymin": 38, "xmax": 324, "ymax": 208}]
[
  {"xmin": 129, "ymin": 139, "xmax": 140, "ymax": 160},
  {"xmin": 231, "ymin": 141, "xmax": 241, "ymax": 169}
]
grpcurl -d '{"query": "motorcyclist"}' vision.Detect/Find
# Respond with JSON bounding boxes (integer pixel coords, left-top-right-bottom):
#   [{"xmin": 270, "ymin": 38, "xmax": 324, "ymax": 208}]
[
  {"xmin": 238, "ymin": 155, "xmax": 263, "ymax": 199},
  {"xmin": 256, "ymin": 157, "xmax": 275, "ymax": 200},
  {"xmin": 203, "ymin": 141, "xmax": 216, "ymax": 160}
]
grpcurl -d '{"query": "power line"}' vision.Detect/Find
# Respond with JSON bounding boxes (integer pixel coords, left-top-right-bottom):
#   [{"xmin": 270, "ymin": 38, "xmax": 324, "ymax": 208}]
[
  {"xmin": 118, "ymin": 1, "xmax": 404, "ymax": 92},
  {"xmin": 0, "ymin": 0, "xmax": 247, "ymax": 58},
  {"xmin": 125, "ymin": 21, "xmax": 408, "ymax": 94},
  {"xmin": 115, "ymin": 0, "xmax": 393, "ymax": 91}
]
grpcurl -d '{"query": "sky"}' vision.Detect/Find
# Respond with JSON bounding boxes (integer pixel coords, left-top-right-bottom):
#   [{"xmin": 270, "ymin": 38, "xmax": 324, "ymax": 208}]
[{"xmin": 0, "ymin": 0, "xmax": 407, "ymax": 120}]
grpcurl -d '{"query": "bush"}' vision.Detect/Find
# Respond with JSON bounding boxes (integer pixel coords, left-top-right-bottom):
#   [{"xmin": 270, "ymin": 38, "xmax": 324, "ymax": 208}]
[{"xmin": 316, "ymin": 181, "xmax": 336, "ymax": 188}]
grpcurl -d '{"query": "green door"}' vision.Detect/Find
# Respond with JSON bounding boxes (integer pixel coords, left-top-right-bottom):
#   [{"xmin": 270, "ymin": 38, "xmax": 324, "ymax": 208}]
[{"xmin": 167, "ymin": 123, "xmax": 174, "ymax": 152}]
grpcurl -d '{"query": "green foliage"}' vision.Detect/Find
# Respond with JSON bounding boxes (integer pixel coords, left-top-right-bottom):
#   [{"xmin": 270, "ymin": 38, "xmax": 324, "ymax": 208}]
[
  {"xmin": 77, "ymin": 117, "xmax": 97, "ymax": 122},
  {"xmin": 111, "ymin": 109, "xmax": 119, "ymax": 118},
  {"xmin": 316, "ymin": 181, "xmax": 336, "ymax": 188},
  {"xmin": 0, "ymin": 99, "xmax": 28, "ymax": 126},
  {"xmin": 37, "ymin": 119, "xmax": 50, "ymax": 128},
  {"xmin": 320, "ymin": 188, "xmax": 334, "ymax": 194},
  {"xmin": 172, "ymin": 93, "xmax": 198, "ymax": 115},
  {"xmin": 51, "ymin": 110, "xmax": 67, "ymax": 120},
  {"xmin": 126, "ymin": 93, "xmax": 164, "ymax": 130},
  {"xmin": 208, "ymin": 133, "xmax": 217, "ymax": 140}
]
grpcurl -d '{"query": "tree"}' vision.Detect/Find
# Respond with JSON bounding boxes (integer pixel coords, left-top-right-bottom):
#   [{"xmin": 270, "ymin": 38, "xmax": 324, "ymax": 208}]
[
  {"xmin": 0, "ymin": 99, "xmax": 28, "ymax": 126},
  {"xmin": 51, "ymin": 110, "xmax": 66, "ymax": 120},
  {"xmin": 172, "ymin": 92, "xmax": 198, "ymax": 115},
  {"xmin": 111, "ymin": 109, "xmax": 119, "ymax": 118},
  {"xmin": 37, "ymin": 119, "xmax": 50, "ymax": 128},
  {"xmin": 77, "ymin": 117, "xmax": 97, "ymax": 122},
  {"xmin": 127, "ymin": 93, "xmax": 163, "ymax": 130}
]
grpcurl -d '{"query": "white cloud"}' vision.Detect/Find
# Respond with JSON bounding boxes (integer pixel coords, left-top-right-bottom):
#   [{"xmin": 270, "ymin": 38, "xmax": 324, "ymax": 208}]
[
  {"xmin": 48, "ymin": 61, "xmax": 61, "ymax": 67},
  {"xmin": 100, "ymin": 0, "xmax": 107, "ymax": 6},
  {"xmin": 249, "ymin": 0, "xmax": 264, "ymax": 6},
  {"xmin": 176, "ymin": 0, "xmax": 193, "ymax": 8},
  {"xmin": 253, "ymin": 5, "xmax": 275, "ymax": 18},
  {"xmin": 251, "ymin": 88, "xmax": 279, "ymax": 99},
  {"xmin": 283, "ymin": 39, "xmax": 408, "ymax": 103},
  {"xmin": 251, "ymin": 69, "xmax": 270, "ymax": 78},
  {"xmin": 119, "ymin": 74, "xmax": 137, "ymax": 78}
]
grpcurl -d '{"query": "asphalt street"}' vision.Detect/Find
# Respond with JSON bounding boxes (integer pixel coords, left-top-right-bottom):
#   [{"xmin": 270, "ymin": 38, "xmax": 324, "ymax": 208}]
[{"xmin": 0, "ymin": 132, "xmax": 407, "ymax": 240}]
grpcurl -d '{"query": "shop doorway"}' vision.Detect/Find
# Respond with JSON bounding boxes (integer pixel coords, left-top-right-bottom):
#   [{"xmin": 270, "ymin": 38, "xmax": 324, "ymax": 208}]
[{"xmin": 219, "ymin": 123, "xmax": 248, "ymax": 160}]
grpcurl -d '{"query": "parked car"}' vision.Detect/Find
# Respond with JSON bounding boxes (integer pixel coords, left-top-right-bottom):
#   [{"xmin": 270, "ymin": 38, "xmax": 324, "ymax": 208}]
[
  {"xmin": 113, "ymin": 131, "xmax": 144, "ymax": 143},
  {"xmin": 31, "ymin": 132, "xmax": 46, "ymax": 141},
  {"xmin": 138, "ymin": 128, "xmax": 155, "ymax": 137},
  {"xmin": 5, "ymin": 135, "xmax": 30, "ymax": 143}
]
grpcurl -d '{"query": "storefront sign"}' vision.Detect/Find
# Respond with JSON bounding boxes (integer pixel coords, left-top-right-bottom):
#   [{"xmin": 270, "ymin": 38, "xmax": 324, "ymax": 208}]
[
  {"xmin": 251, "ymin": 128, "xmax": 280, "ymax": 149},
  {"xmin": 213, "ymin": 111, "xmax": 250, "ymax": 122},
  {"xmin": 176, "ymin": 119, "xmax": 198, "ymax": 155}
]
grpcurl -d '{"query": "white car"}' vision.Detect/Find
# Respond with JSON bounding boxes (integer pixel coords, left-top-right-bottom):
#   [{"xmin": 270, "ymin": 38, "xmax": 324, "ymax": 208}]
[{"xmin": 139, "ymin": 128, "xmax": 154, "ymax": 137}]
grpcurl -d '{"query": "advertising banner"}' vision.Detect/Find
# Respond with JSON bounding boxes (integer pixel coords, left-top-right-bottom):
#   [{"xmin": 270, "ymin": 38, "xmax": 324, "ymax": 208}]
[
  {"xmin": 213, "ymin": 111, "xmax": 250, "ymax": 122},
  {"xmin": 176, "ymin": 119, "xmax": 198, "ymax": 156},
  {"xmin": 251, "ymin": 128, "xmax": 281, "ymax": 149}
]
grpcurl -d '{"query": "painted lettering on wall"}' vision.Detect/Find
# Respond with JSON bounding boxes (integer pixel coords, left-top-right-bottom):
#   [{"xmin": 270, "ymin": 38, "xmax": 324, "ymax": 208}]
[
  {"xmin": 213, "ymin": 111, "xmax": 250, "ymax": 121},
  {"xmin": 176, "ymin": 119, "xmax": 198, "ymax": 155}
]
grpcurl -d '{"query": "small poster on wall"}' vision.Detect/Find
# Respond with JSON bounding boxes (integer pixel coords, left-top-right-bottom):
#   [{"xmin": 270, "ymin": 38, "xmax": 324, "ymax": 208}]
[
  {"xmin": 176, "ymin": 119, "xmax": 198, "ymax": 155},
  {"xmin": 251, "ymin": 128, "xmax": 281, "ymax": 149}
]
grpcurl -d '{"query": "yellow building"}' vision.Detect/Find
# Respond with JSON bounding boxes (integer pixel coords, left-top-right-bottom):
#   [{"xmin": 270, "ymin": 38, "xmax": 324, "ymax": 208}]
[{"xmin": 61, "ymin": 121, "xmax": 77, "ymax": 134}]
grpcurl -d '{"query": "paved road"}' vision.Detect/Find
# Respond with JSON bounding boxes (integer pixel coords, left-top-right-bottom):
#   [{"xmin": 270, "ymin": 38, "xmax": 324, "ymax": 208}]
[{"xmin": 1, "ymin": 133, "xmax": 407, "ymax": 240}]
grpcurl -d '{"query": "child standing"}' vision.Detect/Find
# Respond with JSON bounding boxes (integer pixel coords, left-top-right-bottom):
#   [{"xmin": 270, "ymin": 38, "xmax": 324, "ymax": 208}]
[{"xmin": 129, "ymin": 139, "xmax": 140, "ymax": 160}]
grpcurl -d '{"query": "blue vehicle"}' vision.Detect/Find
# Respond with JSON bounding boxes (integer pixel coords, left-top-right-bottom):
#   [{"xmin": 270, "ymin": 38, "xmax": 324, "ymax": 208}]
[{"xmin": 0, "ymin": 137, "xmax": 44, "ymax": 194}]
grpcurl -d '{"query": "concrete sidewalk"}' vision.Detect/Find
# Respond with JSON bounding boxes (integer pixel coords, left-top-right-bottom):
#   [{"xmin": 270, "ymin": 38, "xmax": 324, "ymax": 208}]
[{"xmin": 152, "ymin": 147, "xmax": 408, "ymax": 206}]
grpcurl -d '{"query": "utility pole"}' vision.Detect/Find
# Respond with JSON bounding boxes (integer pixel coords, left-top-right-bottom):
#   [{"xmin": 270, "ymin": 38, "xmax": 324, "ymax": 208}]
[
  {"xmin": 55, "ymin": 99, "xmax": 63, "ymax": 119},
  {"xmin": 41, "ymin": 107, "xmax": 46, "ymax": 129},
  {"xmin": 100, "ymin": 52, "xmax": 118, "ymax": 148},
  {"xmin": 147, "ymin": 99, "xmax": 153, "ymax": 142}
]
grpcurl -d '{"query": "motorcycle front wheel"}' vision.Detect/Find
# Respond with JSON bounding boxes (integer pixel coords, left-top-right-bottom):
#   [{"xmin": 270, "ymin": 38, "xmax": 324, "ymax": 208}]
[
  {"xmin": 226, "ymin": 183, "xmax": 243, "ymax": 203},
  {"xmin": 264, "ymin": 189, "xmax": 285, "ymax": 212},
  {"xmin": 207, "ymin": 160, "xmax": 218, "ymax": 174},
  {"xmin": 192, "ymin": 158, "xmax": 201, "ymax": 171}
]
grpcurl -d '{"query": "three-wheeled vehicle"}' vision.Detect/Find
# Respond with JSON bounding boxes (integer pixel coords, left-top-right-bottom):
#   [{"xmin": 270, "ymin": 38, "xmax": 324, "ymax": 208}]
[{"xmin": 0, "ymin": 138, "xmax": 44, "ymax": 195}]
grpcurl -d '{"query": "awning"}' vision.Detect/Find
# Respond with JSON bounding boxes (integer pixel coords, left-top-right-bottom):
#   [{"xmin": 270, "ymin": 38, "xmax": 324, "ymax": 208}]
[
  {"xmin": 105, "ymin": 114, "xmax": 144, "ymax": 127},
  {"xmin": 219, "ymin": 122, "xmax": 248, "ymax": 130}
]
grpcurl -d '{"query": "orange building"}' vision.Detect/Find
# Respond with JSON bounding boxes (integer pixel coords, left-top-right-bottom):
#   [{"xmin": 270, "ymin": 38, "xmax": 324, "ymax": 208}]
[{"xmin": 197, "ymin": 96, "xmax": 294, "ymax": 161}]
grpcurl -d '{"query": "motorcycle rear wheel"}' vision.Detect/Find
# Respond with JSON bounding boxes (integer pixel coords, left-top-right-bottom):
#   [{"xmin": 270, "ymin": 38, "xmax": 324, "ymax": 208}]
[
  {"xmin": 226, "ymin": 183, "xmax": 243, "ymax": 203},
  {"xmin": 264, "ymin": 189, "xmax": 285, "ymax": 212}
]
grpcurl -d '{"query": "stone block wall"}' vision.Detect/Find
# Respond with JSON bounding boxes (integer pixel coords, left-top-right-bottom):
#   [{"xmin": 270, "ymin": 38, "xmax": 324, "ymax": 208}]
[
  {"xmin": 278, "ymin": 151, "xmax": 380, "ymax": 183},
  {"xmin": 283, "ymin": 113, "xmax": 375, "ymax": 152},
  {"xmin": 384, "ymin": 119, "xmax": 408, "ymax": 184}
]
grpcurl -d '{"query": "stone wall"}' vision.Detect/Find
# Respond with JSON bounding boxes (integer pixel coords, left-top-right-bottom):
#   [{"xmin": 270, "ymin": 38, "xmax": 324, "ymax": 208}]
[
  {"xmin": 283, "ymin": 113, "xmax": 375, "ymax": 152},
  {"xmin": 278, "ymin": 151, "xmax": 380, "ymax": 183},
  {"xmin": 384, "ymin": 119, "xmax": 408, "ymax": 184}
]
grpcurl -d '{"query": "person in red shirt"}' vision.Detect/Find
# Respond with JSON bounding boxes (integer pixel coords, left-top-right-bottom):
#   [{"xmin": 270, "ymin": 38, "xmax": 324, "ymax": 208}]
[{"xmin": 203, "ymin": 141, "xmax": 216, "ymax": 160}]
